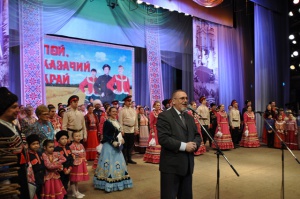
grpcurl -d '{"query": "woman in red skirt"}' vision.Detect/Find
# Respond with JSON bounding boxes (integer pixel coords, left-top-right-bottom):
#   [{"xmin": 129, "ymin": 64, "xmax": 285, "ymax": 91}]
[
  {"xmin": 143, "ymin": 101, "xmax": 162, "ymax": 163},
  {"xmin": 274, "ymin": 114, "xmax": 286, "ymax": 149},
  {"xmin": 84, "ymin": 104, "xmax": 99, "ymax": 160},
  {"xmin": 285, "ymin": 113, "xmax": 298, "ymax": 150}
]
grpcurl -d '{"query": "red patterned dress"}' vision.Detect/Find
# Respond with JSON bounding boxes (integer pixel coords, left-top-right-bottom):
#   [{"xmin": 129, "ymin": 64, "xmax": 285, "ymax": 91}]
[
  {"xmin": 138, "ymin": 114, "xmax": 149, "ymax": 147},
  {"xmin": 143, "ymin": 110, "xmax": 162, "ymax": 163},
  {"xmin": 187, "ymin": 111, "xmax": 206, "ymax": 155},
  {"xmin": 285, "ymin": 119, "xmax": 298, "ymax": 150},
  {"xmin": 69, "ymin": 143, "xmax": 90, "ymax": 182},
  {"xmin": 84, "ymin": 113, "xmax": 99, "ymax": 160},
  {"xmin": 240, "ymin": 112, "xmax": 260, "ymax": 147},
  {"xmin": 274, "ymin": 120, "xmax": 286, "ymax": 148},
  {"xmin": 212, "ymin": 111, "xmax": 234, "ymax": 149},
  {"xmin": 41, "ymin": 152, "xmax": 66, "ymax": 199}
]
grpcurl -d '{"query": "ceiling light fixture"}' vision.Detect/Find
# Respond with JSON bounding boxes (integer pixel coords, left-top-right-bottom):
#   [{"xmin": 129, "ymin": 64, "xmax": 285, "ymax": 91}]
[
  {"xmin": 293, "ymin": 0, "xmax": 299, "ymax": 4},
  {"xmin": 193, "ymin": 0, "xmax": 223, "ymax": 7},
  {"xmin": 290, "ymin": 65, "xmax": 295, "ymax": 70},
  {"xmin": 289, "ymin": 34, "xmax": 295, "ymax": 40}
]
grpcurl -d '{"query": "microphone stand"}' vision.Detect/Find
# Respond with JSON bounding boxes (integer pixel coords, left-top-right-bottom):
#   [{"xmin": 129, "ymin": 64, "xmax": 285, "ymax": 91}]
[
  {"xmin": 189, "ymin": 108, "xmax": 239, "ymax": 199},
  {"xmin": 255, "ymin": 112, "xmax": 300, "ymax": 199}
]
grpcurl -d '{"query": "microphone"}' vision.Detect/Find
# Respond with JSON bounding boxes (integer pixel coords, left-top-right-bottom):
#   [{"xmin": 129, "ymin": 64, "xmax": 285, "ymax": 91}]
[{"xmin": 186, "ymin": 106, "xmax": 199, "ymax": 115}]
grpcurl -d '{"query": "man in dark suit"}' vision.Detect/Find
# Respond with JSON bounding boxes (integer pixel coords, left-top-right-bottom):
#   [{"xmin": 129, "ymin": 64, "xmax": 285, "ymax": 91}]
[{"xmin": 157, "ymin": 90, "xmax": 201, "ymax": 199}]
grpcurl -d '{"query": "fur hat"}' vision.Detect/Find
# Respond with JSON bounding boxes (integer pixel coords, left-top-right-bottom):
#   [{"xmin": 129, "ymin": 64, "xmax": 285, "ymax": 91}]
[
  {"xmin": 162, "ymin": 99, "xmax": 170, "ymax": 107},
  {"xmin": 0, "ymin": 87, "xmax": 18, "ymax": 116},
  {"xmin": 67, "ymin": 95, "xmax": 79, "ymax": 106},
  {"xmin": 26, "ymin": 134, "xmax": 40, "ymax": 146},
  {"xmin": 55, "ymin": 130, "xmax": 69, "ymax": 141},
  {"xmin": 58, "ymin": 108, "xmax": 66, "ymax": 117},
  {"xmin": 210, "ymin": 103, "xmax": 216, "ymax": 108}
]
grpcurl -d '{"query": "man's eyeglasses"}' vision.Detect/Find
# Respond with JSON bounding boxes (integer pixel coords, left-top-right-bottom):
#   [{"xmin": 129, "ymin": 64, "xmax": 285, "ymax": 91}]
[{"xmin": 175, "ymin": 97, "xmax": 188, "ymax": 101}]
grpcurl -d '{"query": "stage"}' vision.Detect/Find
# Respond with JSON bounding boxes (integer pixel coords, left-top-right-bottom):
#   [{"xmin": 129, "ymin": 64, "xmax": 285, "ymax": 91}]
[{"xmin": 80, "ymin": 144, "xmax": 300, "ymax": 199}]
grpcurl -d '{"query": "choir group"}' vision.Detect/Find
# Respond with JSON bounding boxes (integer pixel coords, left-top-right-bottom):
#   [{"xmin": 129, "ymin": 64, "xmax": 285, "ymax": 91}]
[{"xmin": 1, "ymin": 85, "xmax": 300, "ymax": 199}]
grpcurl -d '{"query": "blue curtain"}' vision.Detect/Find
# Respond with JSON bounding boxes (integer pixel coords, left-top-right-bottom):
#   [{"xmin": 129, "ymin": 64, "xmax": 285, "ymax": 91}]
[{"xmin": 254, "ymin": 4, "xmax": 289, "ymax": 137}]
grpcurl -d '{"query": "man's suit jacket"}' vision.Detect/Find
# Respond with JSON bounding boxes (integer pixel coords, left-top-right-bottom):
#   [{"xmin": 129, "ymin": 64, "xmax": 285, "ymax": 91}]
[{"xmin": 157, "ymin": 107, "xmax": 201, "ymax": 176}]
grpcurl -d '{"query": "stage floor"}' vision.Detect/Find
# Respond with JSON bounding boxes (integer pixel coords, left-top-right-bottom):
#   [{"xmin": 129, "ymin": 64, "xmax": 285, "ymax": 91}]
[{"xmin": 75, "ymin": 144, "xmax": 300, "ymax": 199}]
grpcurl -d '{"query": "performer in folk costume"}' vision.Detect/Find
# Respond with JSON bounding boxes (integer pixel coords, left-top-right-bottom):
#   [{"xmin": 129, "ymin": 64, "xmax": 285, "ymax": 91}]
[
  {"xmin": 118, "ymin": 95, "xmax": 139, "ymax": 164},
  {"xmin": 262, "ymin": 104, "xmax": 276, "ymax": 145},
  {"xmin": 48, "ymin": 105, "xmax": 62, "ymax": 133},
  {"xmin": 84, "ymin": 104, "xmax": 100, "ymax": 160},
  {"xmin": 209, "ymin": 103, "xmax": 218, "ymax": 142},
  {"xmin": 211, "ymin": 104, "xmax": 234, "ymax": 150},
  {"xmin": 107, "ymin": 65, "xmax": 131, "ymax": 101},
  {"xmin": 26, "ymin": 134, "xmax": 45, "ymax": 199},
  {"xmin": 0, "ymin": 87, "xmax": 31, "ymax": 198},
  {"xmin": 143, "ymin": 101, "xmax": 162, "ymax": 163},
  {"xmin": 69, "ymin": 131, "xmax": 89, "ymax": 198},
  {"xmin": 240, "ymin": 106, "xmax": 260, "ymax": 148},
  {"xmin": 285, "ymin": 113, "xmax": 298, "ymax": 150},
  {"xmin": 188, "ymin": 101, "xmax": 206, "ymax": 155},
  {"xmin": 196, "ymin": 96, "xmax": 211, "ymax": 148},
  {"xmin": 54, "ymin": 131, "xmax": 74, "ymax": 199},
  {"xmin": 274, "ymin": 114, "xmax": 286, "ymax": 149},
  {"xmin": 62, "ymin": 95, "xmax": 87, "ymax": 143},
  {"xmin": 137, "ymin": 106, "xmax": 149, "ymax": 153},
  {"xmin": 94, "ymin": 107, "xmax": 133, "ymax": 192},
  {"xmin": 41, "ymin": 139, "xmax": 67, "ymax": 199},
  {"xmin": 79, "ymin": 68, "xmax": 100, "ymax": 103},
  {"xmin": 229, "ymin": 100, "xmax": 241, "ymax": 148},
  {"xmin": 265, "ymin": 112, "xmax": 275, "ymax": 148}
]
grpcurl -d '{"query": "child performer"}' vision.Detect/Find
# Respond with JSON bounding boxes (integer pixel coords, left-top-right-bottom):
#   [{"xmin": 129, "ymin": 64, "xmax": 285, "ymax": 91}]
[
  {"xmin": 41, "ymin": 140, "xmax": 67, "ymax": 199},
  {"xmin": 286, "ymin": 113, "xmax": 298, "ymax": 150},
  {"xmin": 54, "ymin": 130, "xmax": 74, "ymax": 199},
  {"xmin": 69, "ymin": 132, "xmax": 89, "ymax": 198},
  {"xmin": 265, "ymin": 113, "xmax": 275, "ymax": 148},
  {"xmin": 26, "ymin": 134, "xmax": 45, "ymax": 199},
  {"xmin": 274, "ymin": 114, "xmax": 286, "ymax": 149}
]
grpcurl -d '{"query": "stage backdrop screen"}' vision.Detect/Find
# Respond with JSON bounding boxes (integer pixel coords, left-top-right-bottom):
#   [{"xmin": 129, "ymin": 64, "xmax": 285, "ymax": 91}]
[
  {"xmin": 44, "ymin": 35, "xmax": 135, "ymax": 107},
  {"xmin": 193, "ymin": 18, "xmax": 219, "ymax": 105}
]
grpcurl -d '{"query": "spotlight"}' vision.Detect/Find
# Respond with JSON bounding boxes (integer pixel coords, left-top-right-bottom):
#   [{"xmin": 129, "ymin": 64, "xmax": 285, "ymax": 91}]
[
  {"xmin": 290, "ymin": 65, "xmax": 295, "ymax": 70},
  {"xmin": 293, "ymin": 0, "xmax": 299, "ymax": 4},
  {"xmin": 293, "ymin": 40, "xmax": 297, "ymax": 44},
  {"xmin": 289, "ymin": 11, "xmax": 293, "ymax": 16},
  {"xmin": 289, "ymin": 34, "xmax": 295, "ymax": 40},
  {"xmin": 169, "ymin": 9, "xmax": 174, "ymax": 12},
  {"xmin": 185, "ymin": 13, "xmax": 189, "ymax": 16},
  {"xmin": 154, "ymin": 5, "xmax": 159, "ymax": 8},
  {"xmin": 136, "ymin": 0, "xmax": 143, "ymax": 4},
  {"xmin": 291, "ymin": 54, "xmax": 294, "ymax": 57},
  {"xmin": 293, "ymin": 51, "xmax": 299, "ymax": 56}
]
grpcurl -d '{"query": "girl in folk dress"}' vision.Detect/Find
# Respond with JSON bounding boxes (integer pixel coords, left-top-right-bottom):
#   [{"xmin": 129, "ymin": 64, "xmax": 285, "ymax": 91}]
[
  {"xmin": 84, "ymin": 104, "xmax": 99, "ymax": 160},
  {"xmin": 69, "ymin": 132, "xmax": 89, "ymax": 198},
  {"xmin": 137, "ymin": 107, "xmax": 149, "ymax": 154},
  {"xmin": 240, "ymin": 106, "xmax": 260, "ymax": 148},
  {"xmin": 188, "ymin": 101, "xmax": 206, "ymax": 155},
  {"xmin": 41, "ymin": 140, "xmax": 66, "ymax": 199},
  {"xmin": 285, "ymin": 113, "xmax": 298, "ymax": 150},
  {"xmin": 143, "ymin": 101, "xmax": 162, "ymax": 163},
  {"xmin": 212, "ymin": 104, "xmax": 234, "ymax": 150},
  {"xmin": 274, "ymin": 115, "xmax": 286, "ymax": 149}
]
